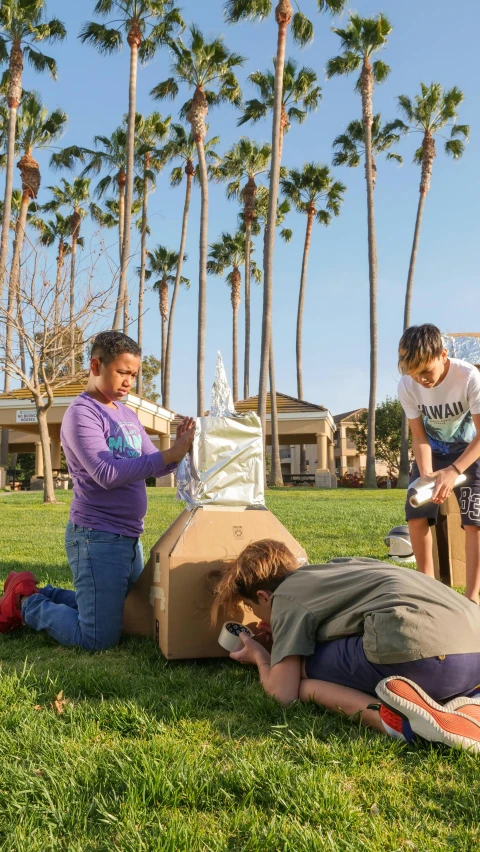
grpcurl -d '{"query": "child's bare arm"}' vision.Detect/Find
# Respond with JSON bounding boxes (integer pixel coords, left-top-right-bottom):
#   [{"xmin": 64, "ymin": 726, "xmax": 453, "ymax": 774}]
[
  {"xmin": 409, "ymin": 416, "xmax": 433, "ymax": 476},
  {"xmin": 230, "ymin": 634, "xmax": 301, "ymax": 705}
]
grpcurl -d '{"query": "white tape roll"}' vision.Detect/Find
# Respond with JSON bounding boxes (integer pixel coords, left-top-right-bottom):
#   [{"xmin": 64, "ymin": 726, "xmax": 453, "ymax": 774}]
[{"xmin": 218, "ymin": 621, "xmax": 253, "ymax": 653}]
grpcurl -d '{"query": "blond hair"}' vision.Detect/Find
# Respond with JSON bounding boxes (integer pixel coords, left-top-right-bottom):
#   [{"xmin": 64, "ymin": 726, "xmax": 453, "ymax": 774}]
[
  {"xmin": 398, "ymin": 324, "xmax": 444, "ymax": 374},
  {"xmin": 210, "ymin": 539, "xmax": 298, "ymax": 625}
]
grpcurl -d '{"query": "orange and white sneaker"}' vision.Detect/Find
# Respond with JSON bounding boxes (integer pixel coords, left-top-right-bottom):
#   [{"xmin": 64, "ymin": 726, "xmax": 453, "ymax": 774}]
[
  {"xmin": 376, "ymin": 677, "xmax": 480, "ymax": 753},
  {"xmin": 443, "ymin": 693, "xmax": 480, "ymax": 723}
]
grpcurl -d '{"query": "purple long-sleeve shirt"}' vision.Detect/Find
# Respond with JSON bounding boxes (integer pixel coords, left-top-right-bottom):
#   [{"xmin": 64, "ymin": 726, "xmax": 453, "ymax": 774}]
[{"xmin": 61, "ymin": 392, "xmax": 177, "ymax": 537}]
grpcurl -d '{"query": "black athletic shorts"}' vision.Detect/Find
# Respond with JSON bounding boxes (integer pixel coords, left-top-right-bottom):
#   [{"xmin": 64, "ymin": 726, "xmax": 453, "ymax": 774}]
[{"xmin": 405, "ymin": 451, "xmax": 480, "ymax": 528}]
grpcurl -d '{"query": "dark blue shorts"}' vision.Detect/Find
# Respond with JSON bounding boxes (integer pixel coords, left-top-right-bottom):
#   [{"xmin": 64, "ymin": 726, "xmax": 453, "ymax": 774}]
[
  {"xmin": 405, "ymin": 452, "xmax": 480, "ymax": 527},
  {"xmin": 304, "ymin": 636, "xmax": 480, "ymax": 702}
]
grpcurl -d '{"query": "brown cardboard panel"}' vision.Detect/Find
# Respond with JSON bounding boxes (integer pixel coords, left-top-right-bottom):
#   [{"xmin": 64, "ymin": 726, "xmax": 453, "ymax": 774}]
[
  {"xmin": 432, "ymin": 496, "xmax": 466, "ymax": 588},
  {"xmin": 152, "ymin": 506, "xmax": 308, "ymax": 660},
  {"xmin": 123, "ymin": 556, "xmax": 154, "ymax": 638}
]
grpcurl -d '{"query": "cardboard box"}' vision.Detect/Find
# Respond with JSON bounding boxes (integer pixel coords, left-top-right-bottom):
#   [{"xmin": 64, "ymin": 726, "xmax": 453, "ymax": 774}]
[
  {"xmin": 432, "ymin": 494, "xmax": 466, "ymax": 588},
  {"xmin": 124, "ymin": 505, "xmax": 308, "ymax": 659}
]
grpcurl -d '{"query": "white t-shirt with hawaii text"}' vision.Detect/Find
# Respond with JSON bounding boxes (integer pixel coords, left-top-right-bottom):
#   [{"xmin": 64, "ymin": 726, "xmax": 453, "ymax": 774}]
[{"xmin": 398, "ymin": 358, "xmax": 480, "ymax": 455}]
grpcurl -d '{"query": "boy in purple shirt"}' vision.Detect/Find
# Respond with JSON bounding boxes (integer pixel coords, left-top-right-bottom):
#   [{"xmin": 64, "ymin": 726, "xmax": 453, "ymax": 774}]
[{"xmin": 0, "ymin": 331, "xmax": 195, "ymax": 648}]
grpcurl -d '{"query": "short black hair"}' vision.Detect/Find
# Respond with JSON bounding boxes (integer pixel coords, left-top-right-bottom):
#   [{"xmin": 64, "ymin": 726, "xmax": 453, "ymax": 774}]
[{"xmin": 90, "ymin": 331, "xmax": 141, "ymax": 366}]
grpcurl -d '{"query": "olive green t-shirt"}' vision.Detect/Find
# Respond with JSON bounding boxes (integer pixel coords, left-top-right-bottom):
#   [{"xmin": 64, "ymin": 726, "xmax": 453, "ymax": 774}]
[{"xmin": 269, "ymin": 558, "xmax": 480, "ymax": 667}]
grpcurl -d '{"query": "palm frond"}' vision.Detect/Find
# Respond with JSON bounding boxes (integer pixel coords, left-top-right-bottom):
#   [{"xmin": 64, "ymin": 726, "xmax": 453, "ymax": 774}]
[
  {"xmin": 223, "ymin": 0, "xmax": 272, "ymax": 23},
  {"xmin": 445, "ymin": 138, "xmax": 465, "ymax": 159},
  {"xmin": 78, "ymin": 21, "xmax": 122, "ymax": 54},
  {"xmin": 291, "ymin": 12, "xmax": 314, "ymax": 47},
  {"xmin": 23, "ymin": 47, "xmax": 57, "ymax": 78}
]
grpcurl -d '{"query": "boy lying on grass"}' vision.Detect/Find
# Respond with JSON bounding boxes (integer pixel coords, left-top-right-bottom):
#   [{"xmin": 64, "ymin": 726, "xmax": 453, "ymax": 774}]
[{"xmin": 211, "ymin": 540, "xmax": 480, "ymax": 753}]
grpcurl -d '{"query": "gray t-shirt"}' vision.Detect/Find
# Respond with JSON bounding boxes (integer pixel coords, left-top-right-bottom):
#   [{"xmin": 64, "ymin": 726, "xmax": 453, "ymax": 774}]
[{"xmin": 270, "ymin": 558, "xmax": 480, "ymax": 667}]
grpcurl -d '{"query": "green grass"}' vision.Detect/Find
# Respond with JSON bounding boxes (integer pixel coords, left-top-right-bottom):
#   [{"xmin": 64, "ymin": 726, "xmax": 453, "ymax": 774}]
[{"xmin": 1, "ymin": 489, "xmax": 479, "ymax": 851}]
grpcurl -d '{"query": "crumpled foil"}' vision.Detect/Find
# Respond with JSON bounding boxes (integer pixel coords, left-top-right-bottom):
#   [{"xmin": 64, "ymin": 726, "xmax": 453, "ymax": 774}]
[
  {"xmin": 442, "ymin": 334, "xmax": 480, "ymax": 365},
  {"xmin": 176, "ymin": 352, "xmax": 265, "ymax": 507}
]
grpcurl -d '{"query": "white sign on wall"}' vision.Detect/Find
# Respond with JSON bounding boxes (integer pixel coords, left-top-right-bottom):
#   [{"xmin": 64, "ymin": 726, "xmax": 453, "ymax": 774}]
[{"xmin": 16, "ymin": 409, "xmax": 38, "ymax": 424}]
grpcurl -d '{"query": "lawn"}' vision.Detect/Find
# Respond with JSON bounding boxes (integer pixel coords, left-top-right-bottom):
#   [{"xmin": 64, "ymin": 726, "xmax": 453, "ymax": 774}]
[{"xmin": 0, "ymin": 489, "xmax": 478, "ymax": 851}]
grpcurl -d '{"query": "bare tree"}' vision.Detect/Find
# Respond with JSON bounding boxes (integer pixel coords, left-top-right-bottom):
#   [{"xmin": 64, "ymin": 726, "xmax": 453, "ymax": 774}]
[{"xmin": 0, "ymin": 246, "xmax": 112, "ymax": 503}]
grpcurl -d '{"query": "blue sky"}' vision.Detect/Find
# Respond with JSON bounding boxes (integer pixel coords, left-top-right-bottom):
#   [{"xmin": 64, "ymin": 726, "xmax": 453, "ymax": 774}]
[{"xmin": 13, "ymin": 0, "xmax": 480, "ymax": 416}]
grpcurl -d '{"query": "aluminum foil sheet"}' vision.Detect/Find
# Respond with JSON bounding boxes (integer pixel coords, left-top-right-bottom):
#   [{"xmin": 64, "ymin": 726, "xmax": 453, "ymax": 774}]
[
  {"xmin": 176, "ymin": 353, "xmax": 265, "ymax": 507},
  {"xmin": 443, "ymin": 334, "xmax": 480, "ymax": 365}
]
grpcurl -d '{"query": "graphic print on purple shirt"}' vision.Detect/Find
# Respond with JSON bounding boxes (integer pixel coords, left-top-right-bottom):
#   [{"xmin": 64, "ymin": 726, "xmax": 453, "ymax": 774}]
[{"xmin": 61, "ymin": 392, "xmax": 177, "ymax": 537}]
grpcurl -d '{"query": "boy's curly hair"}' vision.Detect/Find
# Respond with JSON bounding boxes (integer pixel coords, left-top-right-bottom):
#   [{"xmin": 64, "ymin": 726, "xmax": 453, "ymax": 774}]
[
  {"xmin": 398, "ymin": 324, "xmax": 444, "ymax": 374},
  {"xmin": 90, "ymin": 330, "xmax": 141, "ymax": 366},
  {"xmin": 210, "ymin": 539, "xmax": 298, "ymax": 625}
]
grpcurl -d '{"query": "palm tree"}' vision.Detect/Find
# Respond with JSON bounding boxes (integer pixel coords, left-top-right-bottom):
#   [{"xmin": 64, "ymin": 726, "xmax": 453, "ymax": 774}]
[
  {"xmin": 151, "ymin": 26, "xmax": 244, "ymax": 416},
  {"xmin": 146, "ymin": 245, "xmax": 188, "ymax": 404},
  {"xmin": 211, "ymin": 138, "xmax": 271, "ymax": 399},
  {"xmin": 133, "ymin": 111, "xmax": 170, "ymax": 394},
  {"xmin": 80, "ymin": 1, "xmax": 184, "ymax": 332},
  {"xmin": 239, "ymin": 58, "xmax": 321, "ymax": 162},
  {"xmin": 42, "ymin": 178, "xmax": 91, "ymax": 374},
  {"xmin": 52, "ymin": 126, "xmax": 128, "ymax": 266},
  {"xmin": 207, "ymin": 230, "xmax": 261, "ymax": 402},
  {"xmin": 90, "ymin": 195, "xmax": 142, "ymax": 333},
  {"xmin": 332, "ymin": 113, "xmax": 403, "ymax": 186},
  {"xmin": 3, "ymin": 92, "xmax": 67, "ymax": 394},
  {"xmin": 393, "ymin": 83, "xmax": 468, "ymax": 487},
  {"xmin": 0, "ymin": 0, "xmax": 66, "ymax": 295},
  {"xmin": 160, "ymin": 123, "xmax": 220, "ymax": 410},
  {"xmin": 39, "ymin": 213, "xmax": 85, "ymax": 371},
  {"xmin": 327, "ymin": 13, "xmax": 392, "ymax": 489},
  {"xmin": 281, "ymin": 163, "xmax": 346, "ymax": 471},
  {"xmin": 240, "ymin": 185, "xmax": 292, "ymax": 487},
  {"xmin": 224, "ymin": 0, "xmax": 345, "ymax": 452}
]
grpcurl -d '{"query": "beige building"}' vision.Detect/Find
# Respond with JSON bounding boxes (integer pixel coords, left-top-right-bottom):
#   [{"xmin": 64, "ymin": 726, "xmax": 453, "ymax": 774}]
[
  {"xmin": 333, "ymin": 408, "xmax": 368, "ymax": 475},
  {"xmin": 235, "ymin": 391, "xmax": 337, "ymax": 487},
  {"xmin": 0, "ymin": 379, "xmax": 175, "ymax": 489}
]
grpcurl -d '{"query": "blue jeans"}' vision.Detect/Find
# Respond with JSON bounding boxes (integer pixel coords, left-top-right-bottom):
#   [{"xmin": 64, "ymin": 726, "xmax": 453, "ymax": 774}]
[{"xmin": 21, "ymin": 521, "xmax": 144, "ymax": 650}]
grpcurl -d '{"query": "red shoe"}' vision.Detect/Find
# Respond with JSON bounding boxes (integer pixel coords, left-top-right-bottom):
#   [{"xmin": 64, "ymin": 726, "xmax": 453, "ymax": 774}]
[{"xmin": 0, "ymin": 572, "xmax": 38, "ymax": 633}]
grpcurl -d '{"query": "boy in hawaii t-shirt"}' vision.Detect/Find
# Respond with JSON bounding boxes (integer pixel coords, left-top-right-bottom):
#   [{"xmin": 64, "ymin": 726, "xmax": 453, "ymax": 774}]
[{"xmin": 398, "ymin": 324, "xmax": 480, "ymax": 602}]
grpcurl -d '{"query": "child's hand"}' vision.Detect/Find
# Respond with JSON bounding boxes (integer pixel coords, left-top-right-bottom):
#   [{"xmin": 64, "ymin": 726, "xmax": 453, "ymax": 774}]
[
  {"xmin": 167, "ymin": 417, "xmax": 196, "ymax": 463},
  {"xmin": 230, "ymin": 633, "xmax": 270, "ymax": 666},
  {"xmin": 176, "ymin": 416, "xmax": 195, "ymax": 441},
  {"xmin": 431, "ymin": 466, "xmax": 459, "ymax": 504}
]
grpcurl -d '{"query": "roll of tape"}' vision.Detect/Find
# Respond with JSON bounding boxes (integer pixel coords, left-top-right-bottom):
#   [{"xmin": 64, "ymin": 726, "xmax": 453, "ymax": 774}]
[{"xmin": 218, "ymin": 621, "xmax": 253, "ymax": 653}]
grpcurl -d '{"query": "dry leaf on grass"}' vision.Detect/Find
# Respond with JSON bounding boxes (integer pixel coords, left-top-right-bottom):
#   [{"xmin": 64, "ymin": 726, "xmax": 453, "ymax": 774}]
[
  {"xmin": 51, "ymin": 691, "xmax": 68, "ymax": 715},
  {"xmin": 33, "ymin": 704, "xmax": 42, "ymax": 711},
  {"xmin": 370, "ymin": 803, "xmax": 380, "ymax": 816}
]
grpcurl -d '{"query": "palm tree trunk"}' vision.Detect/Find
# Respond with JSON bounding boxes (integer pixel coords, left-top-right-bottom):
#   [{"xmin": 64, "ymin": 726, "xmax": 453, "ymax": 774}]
[
  {"xmin": 297, "ymin": 208, "xmax": 314, "ymax": 473},
  {"xmin": 118, "ymin": 176, "xmax": 125, "ymax": 267},
  {"xmin": 37, "ymin": 407, "xmax": 57, "ymax": 504},
  {"xmin": 70, "ymin": 233, "xmax": 78, "ymax": 375},
  {"xmin": 196, "ymin": 135, "xmax": 209, "ymax": 417},
  {"xmin": 124, "ymin": 281, "xmax": 129, "ymax": 335},
  {"xmin": 4, "ymin": 190, "xmax": 29, "ymax": 393},
  {"xmin": 159, "ymin": 278, "xmax": 169, "ymax": 404},
  {"xmin": 231, "ymin": 267, "xmax": 241, "ymax": 404},
  {"xmin": 361, "ymin": 58, "xmax": 378, "ymax": 490},
  {"xmin": 268, "ymin": 337, "xmax": 283, "ymax": 487},
  {"xmin": 398, "ymin": 187, "xmax": 429, "ymax": 487},
  {"xmin": 232, "ymin": 300, "xmax": 239, "ymax": 403},
  {"xmin": 164, "ymin": 168, "xmax": 193, "ymax": 411},
  {"xmin": 0, "ymin": 42, "xmax": 23, "ymax": 297},
  {"xmin": 114, "ymin": 30, "xmax": 140, "ymax": 331},
  {"xmin": 136, "ymin": 168, "xmax": 149, "ymax": 398},
  {"xmin": 244, "ymin": 218, "xmax": 252, "ymax": 400},
  {"xmin": 258, "ymin": 0, "xmax": 292, "ymax": 441}
]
